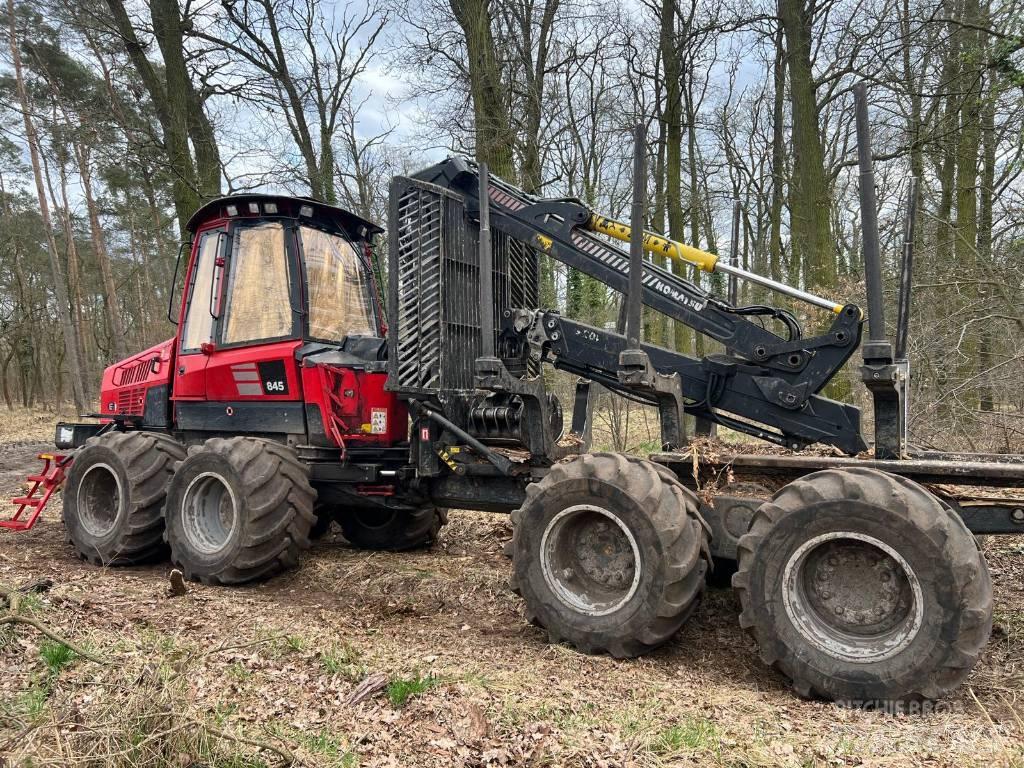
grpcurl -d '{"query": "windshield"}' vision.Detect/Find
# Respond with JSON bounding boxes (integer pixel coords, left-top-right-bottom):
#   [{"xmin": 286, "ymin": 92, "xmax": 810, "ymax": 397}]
[
  {"xmin": 222, "ymin": 222, "xmax": 294, "ymax": 345},
  {"xmin": 301, "ymin": 226, "xmax": 376, "ymax": 341}
]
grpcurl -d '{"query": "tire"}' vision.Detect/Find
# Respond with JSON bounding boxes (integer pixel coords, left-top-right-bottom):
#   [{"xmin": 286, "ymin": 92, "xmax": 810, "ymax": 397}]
[
  {"xmin": 309, "ymin": 505, "xmax": 335, "ymax": 540},
  {"xmin": 163, "ymin": 437, "xmax": 316, "ymax": 585},
  {"xmin": 511, "ymin": 453, "xmax": 711, "ymax": 658},
  {"xmin": 337, "ymin": 505, "xmax": 447, "ymax": 551},
  {"xmin": 63, "ymin": 431, "xmax": 185, "ymax": 566},
  {"xmin": 733, "ymin": 467, "xmax": 993, "ymax": 705}
]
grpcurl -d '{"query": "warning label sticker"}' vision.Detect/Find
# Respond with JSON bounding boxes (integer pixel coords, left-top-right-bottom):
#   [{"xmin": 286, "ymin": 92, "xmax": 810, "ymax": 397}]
[{"xmin": 370, "ymin": 408, "xmax": 388, "ymax": 434}]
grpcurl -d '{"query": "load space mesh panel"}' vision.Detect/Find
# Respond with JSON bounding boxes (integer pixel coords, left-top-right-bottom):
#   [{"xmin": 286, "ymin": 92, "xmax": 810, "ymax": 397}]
[{"xmin": 388, "ymin": 178, "xmax": 540, "ymax": 395}]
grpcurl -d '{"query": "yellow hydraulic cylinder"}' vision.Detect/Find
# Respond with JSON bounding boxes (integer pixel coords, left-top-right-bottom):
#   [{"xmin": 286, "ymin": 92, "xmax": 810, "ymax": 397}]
[
  {"xmin": 588, "ymin": 214, "xmax": 719, "ymax": 272},
  {"xmin": 586, "ymin": 213, "xmax": 844, "ymax": 314}
]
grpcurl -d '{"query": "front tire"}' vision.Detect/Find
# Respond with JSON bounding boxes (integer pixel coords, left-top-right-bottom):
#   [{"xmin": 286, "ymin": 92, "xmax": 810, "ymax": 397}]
[
  {"xmin": 511, "ymin": 453, "xmax": 711, "ymax": 658},
  {"xmin": 733, "ymin": 467, "xmax": 992, "ymax": 705},
  {"xmin": 63, "ymin": 431, "xmax": 184, "ymax": 565},
  {"xmin": 164, "ymin": 437, "xmax": 316, "ymax": 585}
]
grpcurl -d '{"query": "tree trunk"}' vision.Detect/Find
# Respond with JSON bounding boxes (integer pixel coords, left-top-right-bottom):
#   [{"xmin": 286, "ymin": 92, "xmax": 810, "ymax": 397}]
[
  {"xmin": 75, "ymin": 141, "xmax": 129, "ymax": 360},
  {"xmin": 778, "ymin": 0, "xmax": 834, "ymax": 289},
  {"xmin": 52, "ymin": 152, "xmax": 91, "ymax": 395},
  {"xmin": 518, "ymin": 0, "xmax": 560, "ymax": 194},
  {"xmin": 954, "ymin": 0, "xmax": 985, "ymax": 405},
  {"xmin": 450, "ymin": 0, "xmax": 516, "ymax": 180},
  {"xmin": 769, "ymin": 26, "xmax": 787, "ymax": 287},
  {"xmin": 1, "ymin": 346, "xmax": 13, "ymax": 410},
  {"xmin": 977, "ymin": 30, "xmax": 996, "ymax": 413},
  {"xmin": 660, "ymin": 0, "xmax": 692, "ymax": 355},
  {"xmin": 105, "ymin": 0, "xmax": 221, "ymax": 235},
  {"xmin": 6, "ymin": 0, "xmax": 89, "ymax": 411},
  {"xmin": 934, "ymin": 0, "xmax": 962, "ymax": 264}
]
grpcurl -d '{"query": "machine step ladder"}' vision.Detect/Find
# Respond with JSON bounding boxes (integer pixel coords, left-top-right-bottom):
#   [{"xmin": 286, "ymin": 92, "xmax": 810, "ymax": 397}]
[{"xmin": 1, "ymin": 453, "xmax": 69, "ymax": 531}]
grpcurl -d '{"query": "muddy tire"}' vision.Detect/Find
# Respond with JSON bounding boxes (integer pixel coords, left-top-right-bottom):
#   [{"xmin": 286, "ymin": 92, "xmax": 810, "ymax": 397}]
[
  {"xmin": 511, "ymin": 453, "xmax": 711, "ymax": 658},
  {"xmin": 733, "ymin": 467, "xmax": 992, "ymax": 705},
  {"xmin": 164, "ymin": 437, "xmax": 316, "ymax": 585},
  {"xmin": 63, "ymin": 431, "xmax": 185, "ymax": 566},
  {"xmin": 337, "ymin": 505, "xmax": 447, "ymax": 550}
]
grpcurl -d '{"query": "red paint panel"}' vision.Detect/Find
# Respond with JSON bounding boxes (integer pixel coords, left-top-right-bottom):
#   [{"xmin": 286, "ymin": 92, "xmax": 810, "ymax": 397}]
[
  {"xmin": 203, "ymin": 340, "xmax": 304, "ymax": 401},
  {"xmin": 301, "ymin": 364, "xmax": 407, "ymax": 448},
  {"xmin": 99, "ymin": 339, "xmax": 174, "ymax": 417}
]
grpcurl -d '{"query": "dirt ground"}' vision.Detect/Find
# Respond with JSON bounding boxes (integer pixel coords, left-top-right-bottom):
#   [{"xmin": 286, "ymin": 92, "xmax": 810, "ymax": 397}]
[{"xmin": 1, "ymin": 411, "xmax": 1023, "ymax": 767}]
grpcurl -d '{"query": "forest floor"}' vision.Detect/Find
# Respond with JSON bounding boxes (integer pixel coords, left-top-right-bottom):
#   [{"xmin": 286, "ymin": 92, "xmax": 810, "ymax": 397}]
[{"xmin": 0, "ymin": 408, "xmax": 1023, "ymax": 767}]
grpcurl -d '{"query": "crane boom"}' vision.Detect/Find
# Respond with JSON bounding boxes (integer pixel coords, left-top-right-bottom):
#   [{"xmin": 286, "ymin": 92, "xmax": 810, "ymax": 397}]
[{"xmin": 392, "ymin": 158, "xmax": 867, "ymax": 454}]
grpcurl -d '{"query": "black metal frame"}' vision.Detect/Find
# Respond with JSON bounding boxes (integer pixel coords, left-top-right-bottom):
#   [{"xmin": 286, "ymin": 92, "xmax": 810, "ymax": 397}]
[{"xmin": 497, "ymin": 311, "xmax": 865, "ymax": 453}]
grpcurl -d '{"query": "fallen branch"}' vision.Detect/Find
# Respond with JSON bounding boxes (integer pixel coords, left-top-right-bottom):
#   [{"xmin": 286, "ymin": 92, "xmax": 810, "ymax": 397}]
[
  {"xmin": 345, "ymin": 672, "xmax": 388, "ymax": 705},
  {"xmin": 0, "ymin": 615, "xmax": 106, "ymax": 664}
]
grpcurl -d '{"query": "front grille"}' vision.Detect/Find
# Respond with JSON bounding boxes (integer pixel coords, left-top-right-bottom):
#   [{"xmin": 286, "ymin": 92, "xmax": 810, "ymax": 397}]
[
  {"xmin": 115, "ymin": 358, "xmax": 151, "ymax": 386},
  {"xmin": 387, "ymin": 177, "xmax": 540, "ymax": 396},
  {"xmin": 116, "ymin": 386, "xmax": 146, "ymax": 415}
]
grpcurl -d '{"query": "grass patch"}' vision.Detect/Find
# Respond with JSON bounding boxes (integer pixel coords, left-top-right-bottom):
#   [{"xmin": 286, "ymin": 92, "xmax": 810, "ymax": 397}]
[
  {"xmin": 39, "ymin": 641, "xmax": 77, "ymax": 675},
  {"xmin": 267, "ymin": 724, "xmax": 357, "ymax": 767},
  {"xmin": 3, "ymin": 683, "xmax": 50, "ymax": 720},
  {"xmin": 459, "ymin": 670, "xmax": 493, "ymax": 690},
  {"xmin": 18, "ymin": 593, "xmax": 44, "ymax": 615},
  {"xmin": 387, "ymin": 673, "xmax": 439, "ymax": 708},
  {"xmin": 210, "ymin": 756, "xmax": 269, "ymax": 768},
  {"xmin": 649, "ymin": 716, "xmax": 719, "ymax": 756},
  {"xmin": 227, "ymin": 661, "xmax": 252, "ymax": 681},
  {"xmin": 212, "ymin": 702, "xmax": 240, "ymax": 726},
  {"xmin": 285, "ymin": 635, "xmax": 307, "ymax": 653},
  {"xmin": 296, "ymin": 729, "xmax": 358, "ymax": 767},
  {"xmin": 319, "ymin": 642, "xmax": 364, "ymax": 680},
  {"xmin": 612, "ymin": 699, "xmax": 662, "ymax": 739}
]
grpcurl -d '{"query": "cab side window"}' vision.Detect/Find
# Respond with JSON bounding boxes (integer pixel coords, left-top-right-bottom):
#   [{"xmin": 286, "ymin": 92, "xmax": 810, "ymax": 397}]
[
  {"xmin": 221, "ymin": 222, "xmax": 294, "ymax": 345},
  {"xmin": 180, "ymin": 231, "xmax": 220, "ymax": 352}
]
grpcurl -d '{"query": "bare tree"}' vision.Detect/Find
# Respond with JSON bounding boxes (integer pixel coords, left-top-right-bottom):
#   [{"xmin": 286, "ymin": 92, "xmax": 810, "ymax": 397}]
[{"xmin": 194, "ymin": 0, "xmax": 388, "ymax": 204}]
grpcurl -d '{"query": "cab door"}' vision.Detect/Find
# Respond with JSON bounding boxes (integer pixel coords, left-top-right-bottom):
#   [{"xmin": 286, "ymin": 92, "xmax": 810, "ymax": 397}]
[
  {"xmin": 174, "ymin": 227, "xmax": 225, "ymax": 400},
  {"xmin": 197, "ymin": 220, "xmax": 306, "ymax": 435}
]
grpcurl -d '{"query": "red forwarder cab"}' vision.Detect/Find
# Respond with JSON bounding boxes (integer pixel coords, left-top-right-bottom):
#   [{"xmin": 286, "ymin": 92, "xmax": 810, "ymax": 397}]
[{"xmin": 84, "ymin": 195, "xmax": 408, "ymax": 460}]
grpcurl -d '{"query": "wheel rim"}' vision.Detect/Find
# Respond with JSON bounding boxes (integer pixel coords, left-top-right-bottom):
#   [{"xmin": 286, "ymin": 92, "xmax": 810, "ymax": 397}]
[
  {"xmin": 76, "ymin": 463, "xmax": 123, "ymax": 537},
  {"xmin": 180, "ymin": 472, "xmax": 239, "ymax": 556},
  {"xmin": 782, "ymin": 531, "xmax": 924, "ymax": 662},
  {"xmin": 540, "ymin": 504, "xmax": 642, "ymax": 617}
]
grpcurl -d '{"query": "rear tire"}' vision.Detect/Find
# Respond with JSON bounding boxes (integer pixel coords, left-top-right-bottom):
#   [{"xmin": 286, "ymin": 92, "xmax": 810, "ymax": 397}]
[
  {"xmin": 733, "ymin": 467, "xmax": 992, "ymax": 705},
  {"xmin": 511, "ymin": 453, "xmax": 711, "ymax": 658},
  {"xmin": 309, "ymin": 504, "xmax": 336, "ymax": 540},
  {"xmin": 336, "ymin": 505, "xmax": 447, "ymax": 551},
  {"xmin": 163, "ymin": 437, "xmax": 316, "ymax": 585},
  {"xmin": 63, "ymin": 431, "xmax": 185, "ymax": 565}
]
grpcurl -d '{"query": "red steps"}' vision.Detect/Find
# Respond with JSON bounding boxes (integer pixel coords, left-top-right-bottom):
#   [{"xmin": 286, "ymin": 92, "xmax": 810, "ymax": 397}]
[{"xmin": 2, "ymin": 453, "xmax": 70, "ymax": 532}]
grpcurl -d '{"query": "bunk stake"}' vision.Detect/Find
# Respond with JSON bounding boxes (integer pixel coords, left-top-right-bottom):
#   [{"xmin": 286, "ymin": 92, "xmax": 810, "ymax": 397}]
[
  {"xmin": 478, "ymin": 162, "xmax": 495, "ymax": 359},
  {"xmin": 854, "ymin": 82, "xmax": 905, "ymax": 460},
  {"xmin": 619, "ymin": 122, "xmax": 649, "ymax": 379},
  {"xmin": 625, "ymin": 124, "xmax": 645, "ymax": 351}
]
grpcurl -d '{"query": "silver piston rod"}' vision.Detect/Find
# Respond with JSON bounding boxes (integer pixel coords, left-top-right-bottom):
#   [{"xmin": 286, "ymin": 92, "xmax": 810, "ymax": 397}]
[
  {"xmin": 587, "ymin": 213, "xmax": 844, "ymax": 314},
  {"xmin": 715, "ymin": 261, "xmax": 843, "ymax": 314}
]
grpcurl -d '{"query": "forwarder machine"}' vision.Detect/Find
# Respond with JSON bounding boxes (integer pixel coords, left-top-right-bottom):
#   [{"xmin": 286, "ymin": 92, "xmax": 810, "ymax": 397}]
[{"xmin": 7, "ymin": 87, "xmax": 1014, "ymax": 705}]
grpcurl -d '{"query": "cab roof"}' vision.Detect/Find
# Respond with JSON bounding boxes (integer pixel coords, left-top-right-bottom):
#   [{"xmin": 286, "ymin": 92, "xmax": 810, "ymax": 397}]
[{"xmin": 185, "ymin": 194, "xmax": 384, "ymax": 238}]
